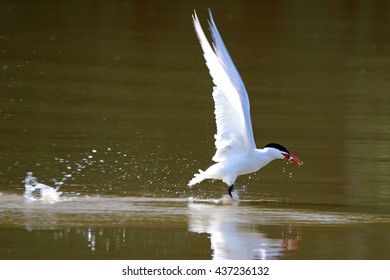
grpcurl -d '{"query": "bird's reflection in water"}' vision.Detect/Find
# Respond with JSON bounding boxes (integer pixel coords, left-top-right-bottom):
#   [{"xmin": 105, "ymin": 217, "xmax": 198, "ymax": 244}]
[{"xmin": 187, "ymin": 202, "xmax": 301, "ymax": 260}]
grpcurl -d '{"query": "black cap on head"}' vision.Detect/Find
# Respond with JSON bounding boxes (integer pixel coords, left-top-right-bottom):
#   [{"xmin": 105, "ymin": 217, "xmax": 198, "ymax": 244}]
[{"xmin": 264, "ymin": 143, "xmax": 290, "ymax": 154}]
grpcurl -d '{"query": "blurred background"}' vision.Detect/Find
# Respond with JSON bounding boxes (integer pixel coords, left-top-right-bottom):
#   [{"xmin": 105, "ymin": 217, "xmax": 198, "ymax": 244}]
[{"xmin": 0, "ymin": 0, "xmax": 389, "ymax": 259}]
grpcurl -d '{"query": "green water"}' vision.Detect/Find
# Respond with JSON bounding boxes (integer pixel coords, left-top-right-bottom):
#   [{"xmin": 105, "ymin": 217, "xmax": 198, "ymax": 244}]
[{"xmin": 1, "ymin": 0, "xmax": 390, "ymax": 259}]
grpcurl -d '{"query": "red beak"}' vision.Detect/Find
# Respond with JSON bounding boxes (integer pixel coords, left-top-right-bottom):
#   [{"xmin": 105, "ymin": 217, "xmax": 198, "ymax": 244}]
[{"xmin": 284, "ymin": 153, "xmax": 303, "ymax": 166}]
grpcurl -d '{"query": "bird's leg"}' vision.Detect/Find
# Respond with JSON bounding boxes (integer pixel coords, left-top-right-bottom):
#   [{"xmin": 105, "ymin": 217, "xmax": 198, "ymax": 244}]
[{"xmin": 228, "ymin": 184, "xmax": 234, "ymax": 198}]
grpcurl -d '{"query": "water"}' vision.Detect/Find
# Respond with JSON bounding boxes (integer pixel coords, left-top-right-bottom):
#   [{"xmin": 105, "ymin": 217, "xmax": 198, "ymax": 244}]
[{"xmin": 1, "ymin": 0, "xmax": 390, "ymax": 259}]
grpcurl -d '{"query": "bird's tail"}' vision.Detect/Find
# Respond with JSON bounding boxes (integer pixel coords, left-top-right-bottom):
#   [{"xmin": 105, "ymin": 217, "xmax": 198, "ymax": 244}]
[{"xmin": 188, "ymin": 169, "xmax": 206, "ymax": 187}]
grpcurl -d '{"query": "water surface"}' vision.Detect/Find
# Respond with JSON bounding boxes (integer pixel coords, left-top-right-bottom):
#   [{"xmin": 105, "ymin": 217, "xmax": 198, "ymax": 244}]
[{"xmin": 1, "ymin": 0, "xmax": 390, "ymax": 259}]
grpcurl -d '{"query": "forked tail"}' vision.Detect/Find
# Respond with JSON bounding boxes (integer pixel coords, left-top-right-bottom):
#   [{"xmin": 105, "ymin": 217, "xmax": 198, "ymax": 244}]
[{"xmin": 188, "ymin": 169, "xmax": 205, "ymax": 187}]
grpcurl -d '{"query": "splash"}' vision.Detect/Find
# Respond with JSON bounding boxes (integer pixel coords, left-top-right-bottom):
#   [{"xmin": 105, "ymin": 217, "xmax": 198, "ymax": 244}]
[
  {"xmin": 24, "ymin": 172, "xmax": 62, "ymax": 202},
  {"xmin": 53, "ymin": 147, "xmax": 132, "ymax": 186}
]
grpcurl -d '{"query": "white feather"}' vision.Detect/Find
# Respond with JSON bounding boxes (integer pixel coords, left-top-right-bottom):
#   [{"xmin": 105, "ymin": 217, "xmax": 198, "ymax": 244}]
[
  {"xmin": 192, "ymin": 11, "xmax": 256, "ymax": 163},
  {"xmin": 188, "ymin": 11, "xmax": 300, "ymax": 193}
]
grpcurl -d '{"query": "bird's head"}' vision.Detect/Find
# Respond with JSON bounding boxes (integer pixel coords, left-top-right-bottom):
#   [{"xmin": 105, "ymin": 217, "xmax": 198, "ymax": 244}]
[{"xmin": 264, "ymin": 143, "xmax": 303, "ymax": 166}]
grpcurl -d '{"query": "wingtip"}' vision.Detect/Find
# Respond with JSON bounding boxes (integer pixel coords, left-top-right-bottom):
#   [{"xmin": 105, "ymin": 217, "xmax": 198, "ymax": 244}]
[
  {"xmin": 192, "ymin": 10, "xmax": 197, "ymax": 22},
  {"xmin": 193, "ymin": 9, "xmax": 213, "ymax": 23},
  {"xmin": 207, "ymin": 8, "xmax": 215, "ymax": 26}
]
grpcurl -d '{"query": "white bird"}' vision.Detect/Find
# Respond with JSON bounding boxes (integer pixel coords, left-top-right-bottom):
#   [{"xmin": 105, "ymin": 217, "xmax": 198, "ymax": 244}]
[{"xmin": 188, "ymin": 10, "xmax": 303, "ymax": 198}]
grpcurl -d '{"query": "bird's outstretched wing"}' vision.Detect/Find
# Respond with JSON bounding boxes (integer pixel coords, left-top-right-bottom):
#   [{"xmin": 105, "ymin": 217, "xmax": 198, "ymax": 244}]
[{"xmin": 193, "ymin": 10, "xmax": 256, "ymax": 162}]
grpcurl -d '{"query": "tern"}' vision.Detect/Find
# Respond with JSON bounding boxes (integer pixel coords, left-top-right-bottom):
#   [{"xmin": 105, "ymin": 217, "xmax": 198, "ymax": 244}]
[{"xmin": 188, "ymin": 10, "xmax": 303, "ymax": 198}]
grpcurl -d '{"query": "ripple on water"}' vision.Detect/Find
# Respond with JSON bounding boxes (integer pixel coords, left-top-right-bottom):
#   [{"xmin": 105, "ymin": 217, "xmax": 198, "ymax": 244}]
[{"xmin": 0, "ymin": 194, "xmax": 389, "ymax": 228}]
